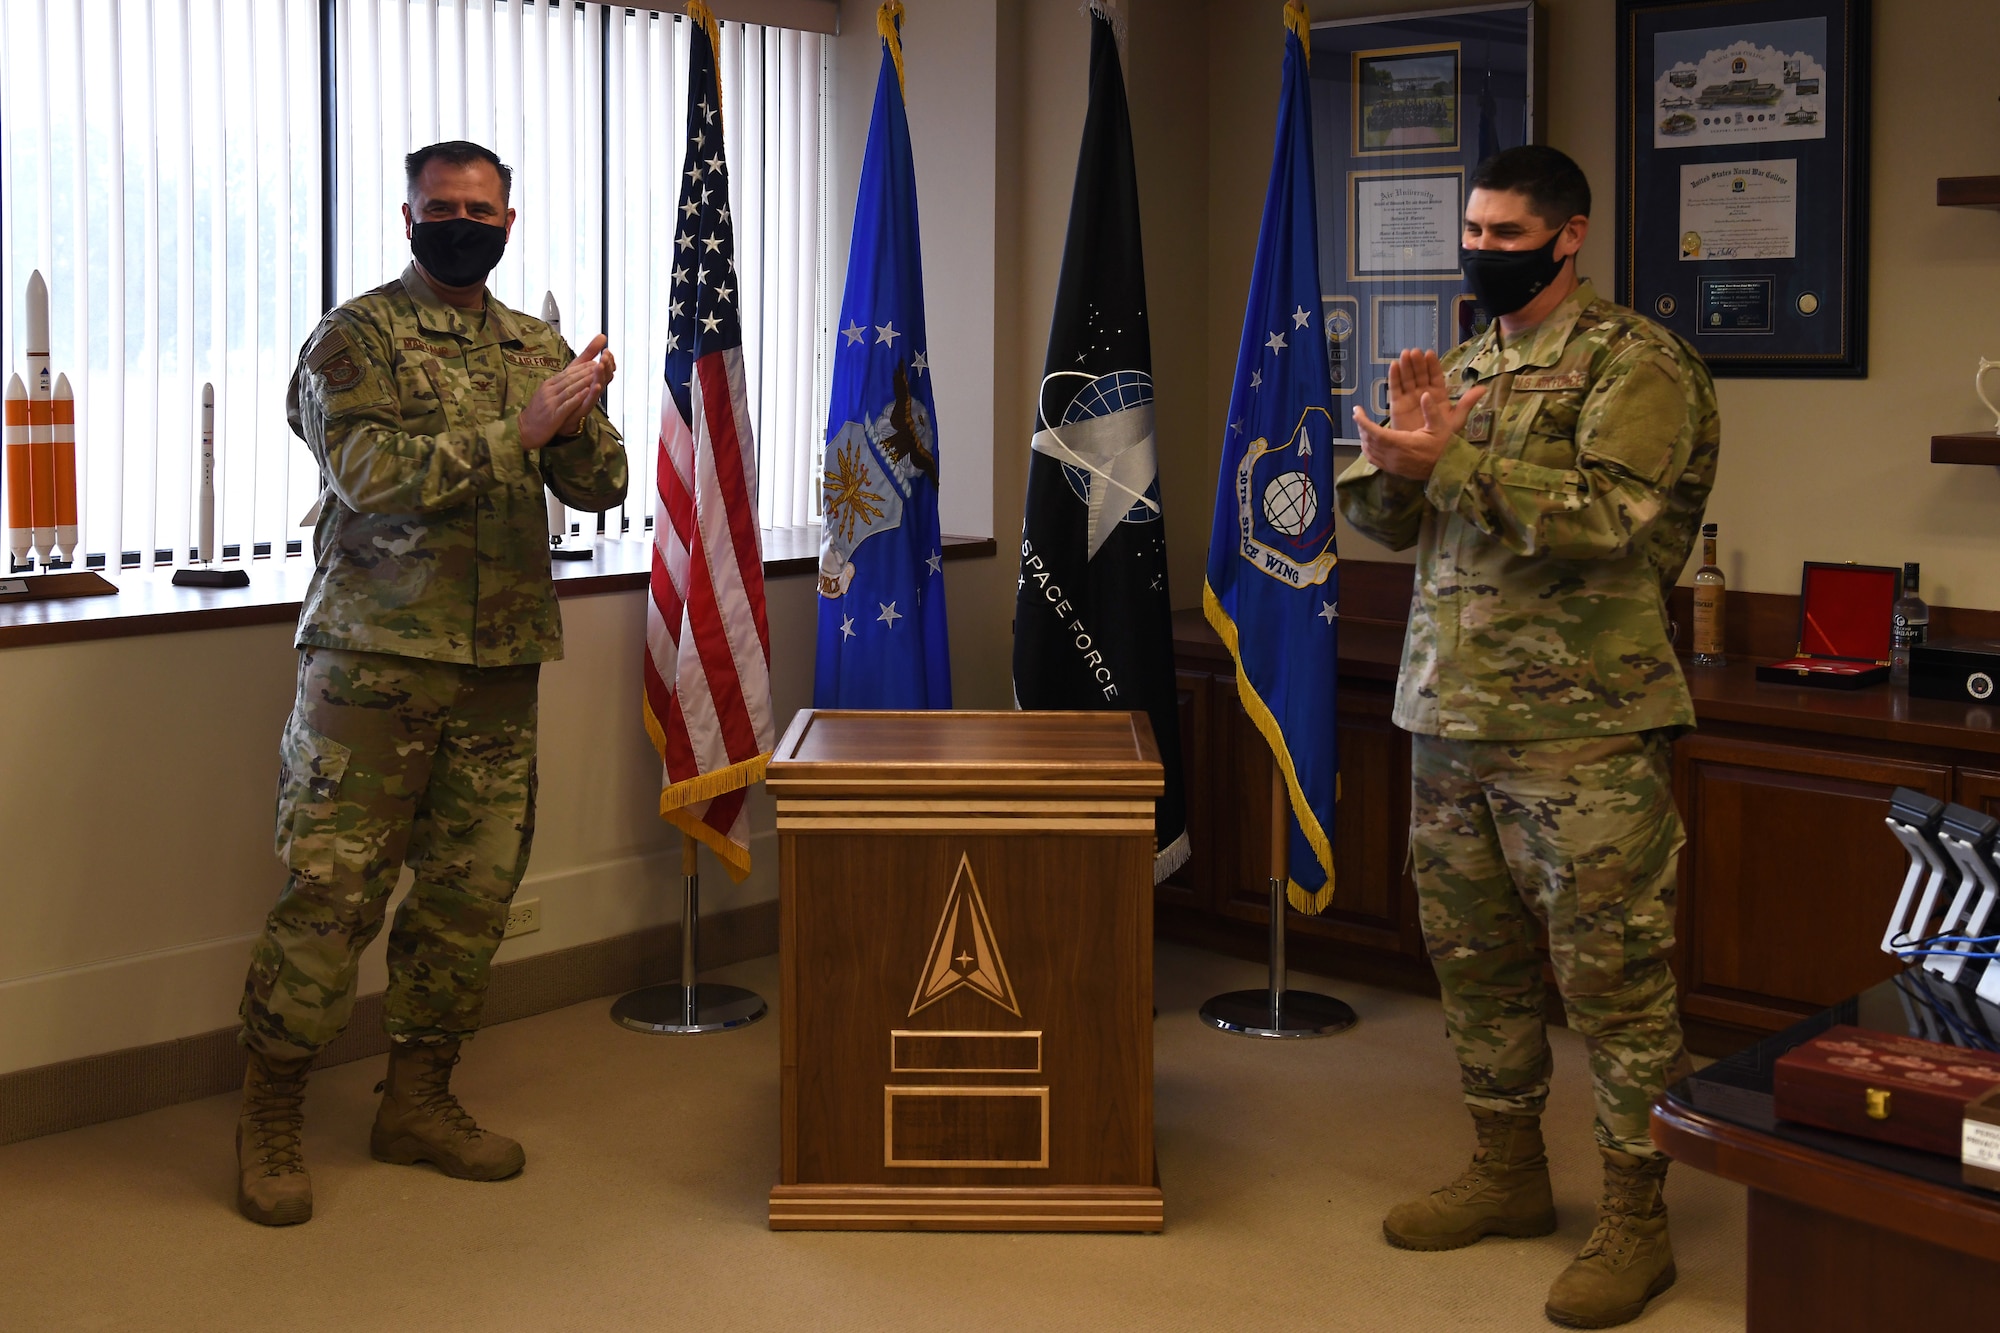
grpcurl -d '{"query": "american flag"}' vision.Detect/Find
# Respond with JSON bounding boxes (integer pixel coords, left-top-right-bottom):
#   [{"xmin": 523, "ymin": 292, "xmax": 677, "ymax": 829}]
[{"xmin": 642, "ymin": 1, "xmax": 774, "ymax": 880}]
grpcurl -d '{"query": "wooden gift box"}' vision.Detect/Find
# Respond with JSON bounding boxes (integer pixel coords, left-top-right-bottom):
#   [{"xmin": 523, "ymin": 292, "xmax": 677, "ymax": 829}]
[
  {"xmin": 1773, "ymin": 1025, "xmax": 2000, "ymax": 1156},
  {"xmin": 1754, "ymin": 562, "xmax": 1897, "ymax": 690},
  {"xmin": 1966, "ymin": 1083, "xmax": 2000, "ymax": 1192}
]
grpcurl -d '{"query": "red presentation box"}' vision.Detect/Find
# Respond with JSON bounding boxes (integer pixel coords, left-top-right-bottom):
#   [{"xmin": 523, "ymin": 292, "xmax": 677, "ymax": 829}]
[
  {"xmin": 1754, "ymin": 561, "xmax": 1897, "ymax": 690},
  {"xmin": 1773, "ymin": 1025, "xmax": 2000, "ymax": 1156}
]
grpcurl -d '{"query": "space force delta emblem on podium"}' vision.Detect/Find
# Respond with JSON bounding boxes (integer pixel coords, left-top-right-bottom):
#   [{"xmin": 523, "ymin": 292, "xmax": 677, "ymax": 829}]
[{"xmin": 910, "ymin": 854, "xmax": 1020, "ymax": 1017}]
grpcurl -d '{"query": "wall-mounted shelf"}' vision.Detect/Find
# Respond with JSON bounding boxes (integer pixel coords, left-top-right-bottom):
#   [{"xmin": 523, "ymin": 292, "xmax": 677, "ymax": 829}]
[
  {"xmin": 1933, "ymin": 433, "xmax": 2000, "ymax": 465},
  {"xmin": 1938, "ymin": 176, "xmax": 2000, "ymax": 210}
]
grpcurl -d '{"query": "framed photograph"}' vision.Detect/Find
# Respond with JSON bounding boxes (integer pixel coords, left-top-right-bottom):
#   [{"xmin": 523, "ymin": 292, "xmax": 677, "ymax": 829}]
[
  {"xmin": 1372, "ymin": 295, "xmax": 1441, "ymax": 363},
  {"xmin": 1354, "ymin": 44, "xmax": 1461, "ymax": 156},
  {"xmin": 1312, "ymin": 3, "xmax": 1543, "ymax": 439},
  {"xmin": 1616, "ymin": 0, "xmax": 1870, "ymax": 376},
  {"xmin": 1347, "ymin": 167, "xmax": 1465, "ymax": 281}
]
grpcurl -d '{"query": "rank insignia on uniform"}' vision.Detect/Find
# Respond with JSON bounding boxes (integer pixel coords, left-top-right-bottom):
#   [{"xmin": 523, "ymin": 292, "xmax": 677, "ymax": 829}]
[{"xmin": 1465, "ymin": 406, "xmax": 1493, "ymax": 442}]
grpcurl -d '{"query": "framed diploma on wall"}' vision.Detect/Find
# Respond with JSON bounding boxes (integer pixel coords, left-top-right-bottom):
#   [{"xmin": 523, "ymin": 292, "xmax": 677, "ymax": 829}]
[
  {"xmin": 1616, "ymin": 0, "xmax": 1871, "ymax": 377},
  {"xmin": 1311, "ymin": 3, "xmax": 1543, "ymax": 439}
]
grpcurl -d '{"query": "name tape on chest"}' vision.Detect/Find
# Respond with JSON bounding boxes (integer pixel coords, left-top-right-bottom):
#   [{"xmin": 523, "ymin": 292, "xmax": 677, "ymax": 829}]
[
  {"xmin": 1512, "ymin": 369, "xmax": 1588, "ymax": 393},
  {"xmin": 400, "ymin": 336, "xmax": 463, "ymax": 358}
]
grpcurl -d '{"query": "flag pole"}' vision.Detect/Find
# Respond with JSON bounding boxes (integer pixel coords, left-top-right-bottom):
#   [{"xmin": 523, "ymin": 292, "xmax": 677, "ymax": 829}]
[
  {"xmin": 1199, "ymin": 756, "xmax": 1356, "ymax": 1038},
  {"xmin": 612, "ymin": 831, "xmax": 768, "ymax": 1034}
]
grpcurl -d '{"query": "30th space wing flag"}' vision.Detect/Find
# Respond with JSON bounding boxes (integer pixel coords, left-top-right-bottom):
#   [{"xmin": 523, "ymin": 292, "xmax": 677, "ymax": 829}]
[
  {"xmin": 1013, "ymin": 0, "xmax": 1187, "ymax": 883},
  {"xmin": 643, "ymin": 0, "xmax": 775, "ymax": 881},
  {"xmin": 814, "ymin": 1, "xmax": 951, "ymax": 709},
  {"xmin": 1203, "ymin": 2, "xmax": 1340, "ymax": 915}
]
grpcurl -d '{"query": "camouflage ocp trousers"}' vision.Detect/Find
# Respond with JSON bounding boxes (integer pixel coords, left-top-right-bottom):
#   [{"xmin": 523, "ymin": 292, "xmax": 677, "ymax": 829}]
[
  {"xmin": 1409, "ymin": 731, "xmax": 1691, "ymax": 1157},
  {"xmin": 239, "ymin": 646, "xmax": 539, "ymax": 1061}
]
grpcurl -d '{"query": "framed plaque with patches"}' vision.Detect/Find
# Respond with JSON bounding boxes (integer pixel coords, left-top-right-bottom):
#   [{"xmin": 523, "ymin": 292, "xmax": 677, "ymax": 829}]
[
  {"xmin": 1310, "ymin": 3, "xmax": 1543, "ymax": 439},
  {"xmin": 765, "ymin": 709, "xmax": 1165, "ymax": 1231},
  {"xmin": 1616, "ymin": 0, "xmax": 1871, "ymax": 376}
]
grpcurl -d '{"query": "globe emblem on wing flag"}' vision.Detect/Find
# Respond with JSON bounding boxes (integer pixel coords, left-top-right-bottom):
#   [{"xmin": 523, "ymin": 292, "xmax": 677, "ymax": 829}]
[
  {"xmin": 1261, "ymin": 471, "xmax": 1317, "ymax": 536},
  {"xmin": 1057, "ymin": 369, "xmax": 1162, "ymax": 526}
]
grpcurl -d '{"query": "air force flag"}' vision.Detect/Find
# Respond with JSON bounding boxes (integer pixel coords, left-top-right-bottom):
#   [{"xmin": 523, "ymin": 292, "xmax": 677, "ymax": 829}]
[
  {"xmin": 1203, "ymin": 3, "xmax": 1339, "ymax": 914},
  {"xmin": 814, "ymin": 2, "xmax": 951, "ymax": 709}
]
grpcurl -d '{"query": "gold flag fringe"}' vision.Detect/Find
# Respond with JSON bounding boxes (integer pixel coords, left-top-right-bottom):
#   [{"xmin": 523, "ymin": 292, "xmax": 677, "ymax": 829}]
[
  {"xmin": 1284, "ymin": 0, "xmax": 1311, "ymax": 64},
  {"xmin": 878, "ymin": 1, "xmax": 906, "ymax": 96}
]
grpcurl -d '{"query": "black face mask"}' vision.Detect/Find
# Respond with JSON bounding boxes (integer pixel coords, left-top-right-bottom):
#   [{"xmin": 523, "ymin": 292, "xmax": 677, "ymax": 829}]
[
  {"xmin": 1460, "ymin": 231, "xmax": 1568, "ymax": 318},
  {"xmin": 410, "ymin": 217, "xmax": 509, "ymax": 289}
]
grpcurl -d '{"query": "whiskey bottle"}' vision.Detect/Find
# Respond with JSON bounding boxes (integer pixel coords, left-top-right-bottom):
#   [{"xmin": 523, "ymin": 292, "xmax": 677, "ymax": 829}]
[
  {"xmin": 1691, "ymin": 522, "xmax": 1726, "ymax": 667},
  {"xmin": 1892, "ymin": 562, "xmax": 1928, "ymax": 685}
]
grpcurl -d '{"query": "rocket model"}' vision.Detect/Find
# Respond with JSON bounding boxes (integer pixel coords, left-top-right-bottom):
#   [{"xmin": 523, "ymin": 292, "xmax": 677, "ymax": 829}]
[
  {"xmin": 4, "ymin": 373, "xmax": 27, "ymax": 565},
  {"xmin": 6, "ymin": 270, "xmax": 79, "ymax": 569},
  {"xmin": 198, "ymin": 383, "xmax": 216, "ymax": 563},
  {"xmin": 25, "ymin": 270, "xmax": 56, "ymax": 562},
  {"xmin": 541, "ymin": 291, "xmax": 588, "ymax": 560},
  {"xmin": 52, "ymin": 375, "xmax": 76, "ymax": 561}
]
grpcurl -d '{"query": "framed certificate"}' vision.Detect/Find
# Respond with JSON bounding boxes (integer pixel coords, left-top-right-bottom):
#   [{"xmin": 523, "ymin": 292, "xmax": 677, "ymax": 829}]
[
  {"xmin": 1311, "ymin": 3, "xmax": 1543, "ymax": 439},
  {"xmin": 1348, "ymin": 169, "xmax": 1465, "ymax": 280},
  {"xmin": 1616, "ymin": 0, "xmax": 1870, "ymax": 376}
]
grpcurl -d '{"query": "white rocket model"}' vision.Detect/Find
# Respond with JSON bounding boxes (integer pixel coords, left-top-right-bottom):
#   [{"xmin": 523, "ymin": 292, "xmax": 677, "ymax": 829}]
[
  {"xmin": 542, "ymin": 291, "xmax": 576, "ymax": 556},
  {"xmin": 198, "ymin": 383, "xmax": 216, "ymax": 563}
]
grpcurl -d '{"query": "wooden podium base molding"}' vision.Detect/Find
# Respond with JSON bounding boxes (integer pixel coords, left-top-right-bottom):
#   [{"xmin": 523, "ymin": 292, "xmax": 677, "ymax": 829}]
[{"xmin": 768, "ymin": 1185, "xmax": 1165, "ymax": 1232}]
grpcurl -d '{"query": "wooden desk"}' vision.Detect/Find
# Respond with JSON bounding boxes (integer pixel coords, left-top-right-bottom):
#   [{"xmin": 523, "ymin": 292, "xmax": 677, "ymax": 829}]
[
  {"xmin": 1166, "ymin": 558, "xmax": 2000, "ymax": 1055},
  {"xmin": 1652, "ymin": 972, "xmax": 2000, "ymax": 1330},
  {"xmin": 765, "ymin": 709, "xmax": 1165, "ymax": 1231}
]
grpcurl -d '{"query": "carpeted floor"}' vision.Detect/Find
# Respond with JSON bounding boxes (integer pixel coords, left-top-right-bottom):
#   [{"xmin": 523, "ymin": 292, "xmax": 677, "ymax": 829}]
[{"xmin": 0, "ymin": 944, "xmax": 1745, "ymax": 1332}]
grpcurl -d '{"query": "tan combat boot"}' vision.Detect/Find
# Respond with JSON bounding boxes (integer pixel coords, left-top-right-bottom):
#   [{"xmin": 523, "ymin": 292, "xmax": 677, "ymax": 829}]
[
  {"xmin": 1383, "ymin": 1106, "xmax": 1558, "ymax": 1250},
  {"xmin": 370, "ymin": 1039, "xmax": 525, "ymax": 1181},
  {"xmin": 236, "ymin": 1050, "xmax": 313, "ymax": 1226},
  {"xmin": 1544, "ymin": 1149, "xmax": 1676, "ymax": 1328}
]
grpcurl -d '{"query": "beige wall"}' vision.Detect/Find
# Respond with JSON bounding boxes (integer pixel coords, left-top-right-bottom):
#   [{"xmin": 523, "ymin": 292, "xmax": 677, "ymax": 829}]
[{"xmin": 1191, "ymin": 0, "xmax": 2000, "ymax": 605}]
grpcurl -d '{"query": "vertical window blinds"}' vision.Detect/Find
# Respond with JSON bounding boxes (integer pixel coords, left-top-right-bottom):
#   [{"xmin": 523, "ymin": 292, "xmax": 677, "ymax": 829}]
[{"xmin": 0, "ymin": 0, "xmax": 830, "ymax": 572}]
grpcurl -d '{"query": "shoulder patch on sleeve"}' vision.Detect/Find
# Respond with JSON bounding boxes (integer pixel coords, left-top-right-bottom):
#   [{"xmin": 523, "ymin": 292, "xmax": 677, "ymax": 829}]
[{"xmin": 305, "ymin": 326, "xmax": 351, "ymax": 373}]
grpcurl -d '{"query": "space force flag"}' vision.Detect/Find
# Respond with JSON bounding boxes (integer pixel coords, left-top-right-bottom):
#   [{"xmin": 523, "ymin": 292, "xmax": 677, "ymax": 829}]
[
  {"xmin": 1013, "ymin": 1, "xmax": 1187, "ymax": 883},
  {"xmin": 814, "ymin": 1, "xmax": 951, "ymax": 709},
  {"xmin": 1203, "ymin": 3, "xmax": 1339, "ymax": 914},
  {"xmin": 642, "ymin": 0, "xmax": 775, "ymax": 881}
]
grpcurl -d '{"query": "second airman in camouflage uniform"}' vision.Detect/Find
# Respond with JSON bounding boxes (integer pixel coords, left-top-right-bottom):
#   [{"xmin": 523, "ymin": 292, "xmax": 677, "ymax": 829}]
[
  {"xmin": 234, "ymin": 141, "xmax": 626, "ymax": 1228},
  {"xmin": 1337, "ymin": 146, "xmax": 1718, "ymax": 1328}
]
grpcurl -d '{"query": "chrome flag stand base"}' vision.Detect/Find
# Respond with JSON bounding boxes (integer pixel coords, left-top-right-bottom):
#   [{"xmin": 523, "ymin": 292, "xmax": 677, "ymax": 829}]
[
  {"xmin": 613, "ymin": 836, "xmax": 767, "ymax": 1035},
  {"xmin": 1200, "ymin": 876, "xmax": 1357, "ymax": 1039}
]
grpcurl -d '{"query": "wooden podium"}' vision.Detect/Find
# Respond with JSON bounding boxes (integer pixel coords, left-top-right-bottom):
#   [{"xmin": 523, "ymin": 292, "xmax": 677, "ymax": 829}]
[{"xmin": 765, "ymin": 709, "xmax": 1165, "ymax": 1232}]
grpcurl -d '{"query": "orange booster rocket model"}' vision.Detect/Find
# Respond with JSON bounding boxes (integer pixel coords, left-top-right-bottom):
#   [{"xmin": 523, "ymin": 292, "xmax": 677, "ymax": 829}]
[{"xmin": 6, "ymin": 271, "xmax": 79, "ymax": 568}]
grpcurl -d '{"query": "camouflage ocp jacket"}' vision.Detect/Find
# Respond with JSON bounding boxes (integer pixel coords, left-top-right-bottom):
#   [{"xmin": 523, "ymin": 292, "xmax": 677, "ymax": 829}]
[
  {"xmin": 286, "ymin": 264, "xmax": 628, "ymax": 667},
  {"xmin": 1335, "ymin": 280, "xmax": 1720, "ymax": 741}
]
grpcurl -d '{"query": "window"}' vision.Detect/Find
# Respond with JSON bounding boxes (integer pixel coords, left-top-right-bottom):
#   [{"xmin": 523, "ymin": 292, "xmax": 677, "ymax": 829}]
[{"xmin": 0, "ymin": 0, "xmax": 830, "ymax": 572}]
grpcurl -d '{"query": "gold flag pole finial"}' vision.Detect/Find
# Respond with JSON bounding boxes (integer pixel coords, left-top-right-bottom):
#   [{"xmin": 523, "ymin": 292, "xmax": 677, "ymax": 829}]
[
  {"xmin": 687, "ymin": 0, "xmax": 723, "ymax": 120},
  {"xmin": 878, "ymin": 1, "xmax": 906, "ymax": 97},
  {"xmin": 1284, "ymin": 0, "xmax": 1310, "ymax": 64}
]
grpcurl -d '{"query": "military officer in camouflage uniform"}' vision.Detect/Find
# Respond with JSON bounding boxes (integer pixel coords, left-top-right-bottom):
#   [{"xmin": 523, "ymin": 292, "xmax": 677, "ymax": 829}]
[
  {"xmin": 233, "ymin": 140, "xmax": 627, "ymax": 1226},
  {"xmin": 1336, "ymin": 146, "xmax": 1718, "ymax": 1328}
]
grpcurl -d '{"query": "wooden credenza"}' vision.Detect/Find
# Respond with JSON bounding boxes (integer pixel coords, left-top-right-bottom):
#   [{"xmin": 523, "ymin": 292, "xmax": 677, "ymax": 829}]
[
  {"xmin": 765, "ymin": 709, "xmax": 1165, "ymax": 1231},
  {"xmin": 1166, "ymin": 560, "xmax": 2000, "ymax": 1057}
]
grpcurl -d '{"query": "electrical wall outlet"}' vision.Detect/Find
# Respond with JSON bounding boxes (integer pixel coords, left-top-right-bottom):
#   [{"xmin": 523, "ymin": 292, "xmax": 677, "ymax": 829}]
[{"xmin": 504, "ymin": 897, "xmax": 541, "ymax": 939}]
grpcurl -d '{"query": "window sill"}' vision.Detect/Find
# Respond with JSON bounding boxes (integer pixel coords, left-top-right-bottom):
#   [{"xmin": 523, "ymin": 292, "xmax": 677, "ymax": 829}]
[{"xmin": 0, "ymin": 526, "xmax": 997, "ymax": 651}]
